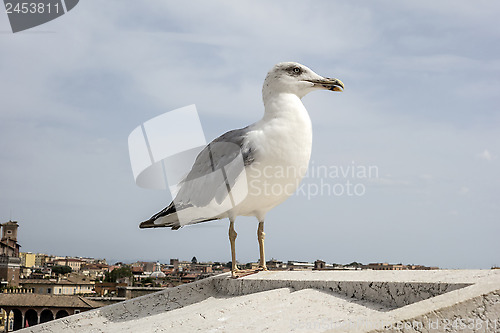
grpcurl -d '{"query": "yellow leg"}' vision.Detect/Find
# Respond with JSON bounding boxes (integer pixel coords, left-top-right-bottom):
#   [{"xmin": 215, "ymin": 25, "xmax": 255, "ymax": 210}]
[
  {"xmin": 229, "ymin": 220, "xmax": 239, "ymax": 277},
  {"xmin": 257, "ymin": 221, "xmax": 268, "ymax": 270}
]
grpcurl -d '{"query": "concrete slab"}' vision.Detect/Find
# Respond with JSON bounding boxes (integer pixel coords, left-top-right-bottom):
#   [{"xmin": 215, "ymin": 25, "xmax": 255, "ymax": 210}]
[{"xmin": 19, "ymin": 270, "xmax": 500, "ymax": 332}]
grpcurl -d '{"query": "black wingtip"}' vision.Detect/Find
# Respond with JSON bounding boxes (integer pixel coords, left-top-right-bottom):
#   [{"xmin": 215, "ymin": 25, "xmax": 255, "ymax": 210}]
[
  {"xmin": 139, "ymin": 201, "xmax": 180, "ymax": 229},
  {"xmin": 139, "ymin": 220, "xmax": 156, "ymax": 229},
  {"xmin": 139, "ymin": 218, "xmax": 182, "ymax": 230}
]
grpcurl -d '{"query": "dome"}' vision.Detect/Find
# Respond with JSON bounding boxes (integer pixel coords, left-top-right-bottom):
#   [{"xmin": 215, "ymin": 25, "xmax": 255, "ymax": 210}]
[
  {"xmin": 150, "ymin": 271, "xmax": 166, "ymax": 278},
  {"xmin": 150, "ymin": 262, "xmax": 166, "ymax": 278}
]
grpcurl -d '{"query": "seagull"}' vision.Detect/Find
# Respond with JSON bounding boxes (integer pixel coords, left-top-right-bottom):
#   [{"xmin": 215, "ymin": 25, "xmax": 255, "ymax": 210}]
[{"xmin": 140, "ymin": 62, "xmax": 344, "ymax": 277}]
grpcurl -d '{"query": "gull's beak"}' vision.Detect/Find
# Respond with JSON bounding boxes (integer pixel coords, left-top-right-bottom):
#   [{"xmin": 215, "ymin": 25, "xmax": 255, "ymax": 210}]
[{"xmin": 306, "ymin": 77, "xmax": 344, "ymax": 92}]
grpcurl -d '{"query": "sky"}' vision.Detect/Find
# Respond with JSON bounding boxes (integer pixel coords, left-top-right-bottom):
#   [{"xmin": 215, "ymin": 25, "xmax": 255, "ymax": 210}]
[{"xmin": 0, "ymin": 1, "xmax": 499, "ymax": 268}]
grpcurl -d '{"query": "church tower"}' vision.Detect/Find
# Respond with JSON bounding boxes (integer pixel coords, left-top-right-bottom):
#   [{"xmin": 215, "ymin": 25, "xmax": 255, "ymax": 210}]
[
  {"xmin": 0, "ymin": 220, "xmax": 21, "ymax": 286},
  {"xmin": 1, "ymin": 220, "xmax": 19, "ymax": 245}
]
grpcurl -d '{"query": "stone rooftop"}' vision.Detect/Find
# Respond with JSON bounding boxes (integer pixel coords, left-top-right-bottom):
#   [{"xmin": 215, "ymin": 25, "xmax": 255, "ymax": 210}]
[
  {"xmin": 18, "ymin": 269, "xmax": 500, "ymax": 332},
  {"xmin": 0, "ymin": 294, "xmax": 103, "ymax": 308}
]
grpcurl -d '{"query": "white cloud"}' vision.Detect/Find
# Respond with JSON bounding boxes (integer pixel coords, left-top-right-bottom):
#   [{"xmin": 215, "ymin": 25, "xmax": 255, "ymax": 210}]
[{"xmin": 478, "ymin": 149, "xmax": 493, "ymax": 161}]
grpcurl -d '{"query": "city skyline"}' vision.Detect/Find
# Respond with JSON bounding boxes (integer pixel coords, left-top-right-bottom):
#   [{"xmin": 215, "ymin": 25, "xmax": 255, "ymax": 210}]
[{"xmin": 18, "ymin": 247, "xmax": 441, "ymax": 271}]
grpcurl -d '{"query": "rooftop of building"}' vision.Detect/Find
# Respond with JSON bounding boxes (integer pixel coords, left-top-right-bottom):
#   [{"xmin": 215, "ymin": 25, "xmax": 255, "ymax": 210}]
[
  {"xmin": 0, "ymin": 293, "xmax": 103, "ymax": 309},
  {"xmin": 21, "ymin": 275, "xmax": 94, "ymax": 286}
]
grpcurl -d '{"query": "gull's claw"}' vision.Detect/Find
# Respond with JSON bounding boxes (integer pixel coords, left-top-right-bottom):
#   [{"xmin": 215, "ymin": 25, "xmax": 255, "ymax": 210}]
[{"xmin": 231, "ymin": 268, "xmax": 263, "ymax": 279}]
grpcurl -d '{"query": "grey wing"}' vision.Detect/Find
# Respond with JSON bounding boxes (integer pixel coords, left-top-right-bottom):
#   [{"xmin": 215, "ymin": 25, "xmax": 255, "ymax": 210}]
[
  {"xmin": 140, "ymin": 126, "xmax": 256, "ymax": 229},
  {"xmin": 175, "ymin": 126, "xmax": 255, "ymax": 208}
]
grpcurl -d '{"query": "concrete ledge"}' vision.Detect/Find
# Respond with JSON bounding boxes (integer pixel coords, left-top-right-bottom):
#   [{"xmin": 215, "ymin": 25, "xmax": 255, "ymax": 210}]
[
  {"xmin": 19, "ymin": 270, "xmax": 500, "ymax": 332},
  {"xmin": 216, "ymin": 271, "xmax": 473, "ymax": 309}
]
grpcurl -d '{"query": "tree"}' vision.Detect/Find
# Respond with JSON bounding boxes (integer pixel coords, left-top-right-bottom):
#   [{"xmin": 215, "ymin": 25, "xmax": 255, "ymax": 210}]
[
  {"xmin": 347, "ymin": 262, "xmax": 363, "ymax": 267},
  {"xmin": 52, "ymin": 265, "xmax": 72, "ymax": 275},
  {"xmin": 141, "ymin": 277, "xmax": 154, "ymax": 286},
  {"xmin": 104, "ymin": 266, "xmax": 133, "ymax": 283}
]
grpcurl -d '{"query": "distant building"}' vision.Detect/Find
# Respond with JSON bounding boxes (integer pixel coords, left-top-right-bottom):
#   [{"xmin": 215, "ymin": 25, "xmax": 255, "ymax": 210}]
[
  {"xmin": 0, "ymin": 292, "xmax": 105, "ymax": 330},
  {"xmin": 314, "ymin": 260, "xmax": 326, "ymax": 270},
  {"xmin": 191, "ymin": 264, "xmax": 213, "ymax": 273},
  {"xmin": 80, "ymin": 263, "xmax": 110, "ymax": 280},
  {"xmin": 21, "ymin": 275, "xmax": 95, "ymax": 295},
  {"xmin": 150, "ymin": 262, "xmax": 166, "ymax": 279},
  {"xmin": 170, "ymin": 259, "xmax": 179, "ymax": 271},
  {"xmin": 407, "ymin": 264, "xmax": 439, "ymax": 270},
  {"xmin": 94, "ymin": 282, "xmax": 127, "ymax": 296},
  {"xmin": 312, "ymin": 260, "xmax": 340, "ymax": 270},
  {"xmin": 177, "ymin": 261, "xmax": 192, "ymax": 271},
  {"xmin": 364, "ymin": 263, "xmax": 438, "ymax": 270},
  {"xmin": 365, "ymin": 263, "xmax": 405, "ymax": 270},
  {"xmin": 266, "ymin": 259, "xmax": 287, "ymax": 270},
  {"xmin": 0, "ymin": 221, "xmax": 20, "ymax": 257},
  {"xmin": 0, "ymin": 221, "xmax": 21, "ymax": 287},
  {"xmin": 246, "ymin": 262, "xmax": 260, "ymax": 270},
  {"xmin": 35, "ymin": 253, "xmax": 50, "ymax": 267},
  {"xmin": 51, "ymin": 258, "xmax": 87, "ymax": 272},
  {"xmin": 287, "ymin": 261, "xmax": 314, "ymax": 271},
  {"xmin": 20, "ymin": 252, "xmax": 36, "ymax": 268},
  {"xmin": 144, "ymin": 262, "xmax": 156, "ymax": 274},
  {"xmin": 131, "ymin": 266, "xmax": 144, "ymax": 275}
]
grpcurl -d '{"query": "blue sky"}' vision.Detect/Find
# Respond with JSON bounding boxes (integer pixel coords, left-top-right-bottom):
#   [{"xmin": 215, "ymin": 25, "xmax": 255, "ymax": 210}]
[{"xmin": 1, "ymin": 1, "xmax": 499, "ymax": 268}]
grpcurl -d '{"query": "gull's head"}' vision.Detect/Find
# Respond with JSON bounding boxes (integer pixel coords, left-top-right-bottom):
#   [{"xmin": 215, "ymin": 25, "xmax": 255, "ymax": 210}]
[{"xmin": 263, "ymin": 62, "xmax": 344, "ymax": 100}]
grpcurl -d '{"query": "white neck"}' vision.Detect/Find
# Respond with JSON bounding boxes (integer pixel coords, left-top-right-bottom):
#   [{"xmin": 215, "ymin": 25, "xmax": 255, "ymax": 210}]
[{"xmin": 262, "ymin": 92, "xmax": 308, "ymax": 122}]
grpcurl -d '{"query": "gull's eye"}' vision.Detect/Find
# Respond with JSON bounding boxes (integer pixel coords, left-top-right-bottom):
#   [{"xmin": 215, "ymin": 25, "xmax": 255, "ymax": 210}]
[{"xmin": 288, "ymin": 66, "xmax": 302, "ymax": 76}]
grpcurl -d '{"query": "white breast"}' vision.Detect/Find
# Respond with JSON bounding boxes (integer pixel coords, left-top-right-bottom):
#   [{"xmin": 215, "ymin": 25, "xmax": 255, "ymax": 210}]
[{"xmin": 234, "ymin": 93, "xmax": 313, "ymax": 220}]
